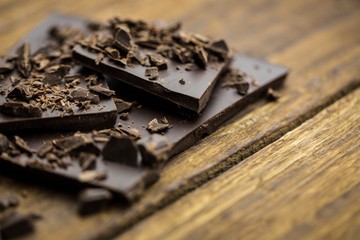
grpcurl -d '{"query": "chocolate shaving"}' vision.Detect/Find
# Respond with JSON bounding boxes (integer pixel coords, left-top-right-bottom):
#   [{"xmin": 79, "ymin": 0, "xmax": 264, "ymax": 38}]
[
  {"xmin": 0, "ymin": 101, "xmax": 42, "ymax": 118},
  {"xmin": 88, "ymin": 84, "xmax": 115, "ymax": 97},
  {"xmin": 184, "ymin": 63, "xmax": 198, "ymax": 71},
  {"xmin": 78, "ymin": 170, "xmax": 107, "ymax": 183},
  {"xmin": 194, "ymin": 46, "xmax": 208, "ymax": 68},
  {"xmin": 145, "ymin": 67, "xmax": 159, "ymax": 80},
  {"xmin": 146, "ymin": 118, "xmax": 171, "ymax": 133},
  {"xmin": 13, "ymin": 136, "xmax": 33, "ymax": 154},
  {"xmin": 0, "ymin": 133, "xmax": 10, "ymax": 152},
  {"xmin": 53, "ymin": 135, "xmax": 100, "ymax": 156},
  {"xmin": 114, "ymin": 27, "xmax": 132, "ymax": 53},
  {"xmin": 113, "ymin": 98, "xmax": 133, "ymax": 113},
  {"xmin": 266, "ymin": 88, "xmax": 281, "ymax": 101},
  {"xmin": 70, "ymin": 87, "xmax": 100, "ymax": 104},
  {"xmin": 78, "ymin": 152, "xmax": 97, "ymax": 171},
  {"xmin": 148, "ymin": 53, "xmax": 167, "ymax": 70},
  {"xmin": 16, "ymin": 43, "xmax": 32, "ymax": 78},
  {"xmin": 36, "ymin": 141, "xmax": 53, "ymax": 158}
]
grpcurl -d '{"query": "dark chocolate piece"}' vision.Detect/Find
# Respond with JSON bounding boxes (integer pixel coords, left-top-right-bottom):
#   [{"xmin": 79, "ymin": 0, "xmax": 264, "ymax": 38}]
[
  {"xmin": 266, "ymin": 87, "xmax": 281, "ymax": 101},
  {"xmin": 72, "ymin": 17, "xmax": 231, "ymax": 113},
  {"xmin": 102, "ymin": 136, "xmax": 138, "ymax": 166},
  {"xmin": 16, "ymin": 43, "xmax": 32, "ymax": 78},
  {"xmin": 0, "ymin": 14, "xmax": 117, "ymax": 132},
  {"xmin": 146, "ymin": 118, "xmax": 171, "ymax": 133},
  {"xmin": 138, "ymin": 134, "xmax": 173, "ymax": 167},
  {"xmin": 78, "ymin": 188, "xmax": 112, "ymax": 215},
  {"xmin": 113, "ymin": 98, "xmax": 132, "ymax": 113},
  {"xmin": 0, "ymin": 212, "xmax": 35, "ymax": 239}
]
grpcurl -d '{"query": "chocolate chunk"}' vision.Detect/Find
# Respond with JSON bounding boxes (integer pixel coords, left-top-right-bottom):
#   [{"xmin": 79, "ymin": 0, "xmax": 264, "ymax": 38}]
[
  {"xmin": 0, "ymin": 133, "xmax": 10, "ymax": 152},
  {"xmin": 36, "ymin": 141, "xmax": 53, "ymax": 158},
  {"xmin": 78, "ymin": 170, "xmax": 107, "ymax": 183},
  {"xmin": 236, "ymin": 81, "xmax": 250, "ymax": 95},
  {"xmin": 104, "ymin": 47, "xmax": 121, "ymax": 60},
  {"xmin": 194, "ymin": 46, "xmax": 208, "ymax": 68},
  {"xmin": 116, "ymin": 127, "xmax": 140, "ymax": 139},
  {"xmin": 14, "ymin": 136, "xmax": 33, "ymax": 154},
  {"xmin": 138, "ymin": 134, "xmax": 173, "ymax": 167},
  {"xmin": 119, "ymin": 112, "xmax": 129, "ymax": 120},
  {"xmin": 179, "ymin": 78, "xmax": 185, "ymax": 85},
  {"xmin": 42, "ymin": 64, "xmax": 71, "ymax": 85},
  {"xmin": 184, "ymin": 63, "xmax": 198, "ymax": 71},
  {"xmin": 0, "ymin": 212, "xmax": 35, "ymax": 239},
  {"xmin": 16, "ymin": 43, "xmax": 32, "ymax": 78},
  {"xmin": 145, "ymin": 67, "xmax": 159, "ymax": 80},
  {"xmin": 78, "ymin": 152, "xmax": 97, "ymax": 170},
  {"xmin": 146, "ymin": 118, "xmax": 171, "ymax": 133},
  {"xmin": 148, "ymin": 53, "xmax": 167, "ymax": 70},
  {"xmin": 266, "ymin": 88, "xmax": 281, "ymax": 101},
  {"xmin": 102, "ymin": 136, "xmax": 138, "ymax": 166},
  {"xmin": 0, "ymin": 101, "xmax": 42, "ymax": 118},
  {"xmin": 53, "ymin": 135, "xmax": 100, "ymax": 156},
  {"xmin": 6, "ymin": 84, "xmax": 33, "ymax": 102},
  {"xmin": 114, "ymin": 27, "xmax": 132, "ymax": 53},
  {"xmin": 70, "ymin": 87, "xmax": 100, "ymax": 104},
  {"xmin": 113, "ymin": 98, "xmax": 132, "ymax": 113},
  {"xmin": 209, "ymin": 39, "xmax": 229, "ymax": 59},
  {"xmin": 88, "ymin": 84, "xmax": 115, "ymax": 97},
  {"xmin": 78, "ymin": 188, "xmax": 112, "ymax": 215}
]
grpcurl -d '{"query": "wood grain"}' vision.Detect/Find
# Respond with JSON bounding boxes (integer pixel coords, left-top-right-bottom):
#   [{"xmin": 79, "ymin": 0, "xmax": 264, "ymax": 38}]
[
  {"xmin": 120, "ymin": 88, "xmax": 360, "ymax": 240},
  {"xmin": 0, "ymin": 0, "xmax": 359, "ymax": 239}
]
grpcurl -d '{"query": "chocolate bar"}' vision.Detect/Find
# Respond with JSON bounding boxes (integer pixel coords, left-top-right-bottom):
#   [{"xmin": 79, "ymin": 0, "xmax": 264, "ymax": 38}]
[
  {"xmin": 112, "ymin": 53, "xmax": 288, "ymax": 163},
  {"xmin": 0, "ymin": 14, "xmax": 117, "ymax": 131},
  {"xmin": 72, "ymin": 18, "xmax": 231, "ymax": 113}
]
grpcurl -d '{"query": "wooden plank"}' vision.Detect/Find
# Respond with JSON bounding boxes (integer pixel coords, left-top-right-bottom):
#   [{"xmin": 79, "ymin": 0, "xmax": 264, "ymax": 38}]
[
  {"xmin": 120, "ymin": 88, "xmax": 360, "ymax": 240},
  {"xmin": 0, "ymin": 0, "xmax": 360, "ymax": 239}
]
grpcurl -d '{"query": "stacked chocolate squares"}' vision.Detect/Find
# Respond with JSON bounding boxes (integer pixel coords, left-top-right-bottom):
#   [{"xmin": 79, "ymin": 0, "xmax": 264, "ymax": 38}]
[{"xmin": 0, "ymin": 14, "xmax": 288, "ymax": 216}]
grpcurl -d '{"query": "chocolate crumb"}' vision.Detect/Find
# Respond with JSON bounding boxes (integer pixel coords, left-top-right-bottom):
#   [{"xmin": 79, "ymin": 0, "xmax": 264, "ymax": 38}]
[
  {"xmin": 89, "ymin": 84, "xmax": 115, "ymax": 97},
  {"xmin": 179, "ymin": 79, "xmax": 185, "ymax": 85},
  {"xmin": 146, "ymin": 118, "xmax": 171, "ymax": 133},
  {"xmin": 145, "ymin": 67, "xmax": 159, "ymax": 80},
  {"xmin": 266, "ymin": 88, "xmax": 281, "ymax": 101}
]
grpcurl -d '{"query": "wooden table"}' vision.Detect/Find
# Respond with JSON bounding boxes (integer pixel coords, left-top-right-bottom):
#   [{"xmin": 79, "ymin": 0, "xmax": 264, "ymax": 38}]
[{"xmin": 1, "ymin": 0, "xmax": 359, "ymax": 239}]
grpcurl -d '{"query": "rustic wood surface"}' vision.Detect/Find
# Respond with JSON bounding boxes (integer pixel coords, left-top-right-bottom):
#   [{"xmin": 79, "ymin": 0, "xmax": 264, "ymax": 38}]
[
  {"xmin": 121, "ymin": 88, "xmax": 360, "ymax": 240},
  {"xmin": 0, "ymin": 0, "xmax": 359, "ymax": 239}
]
